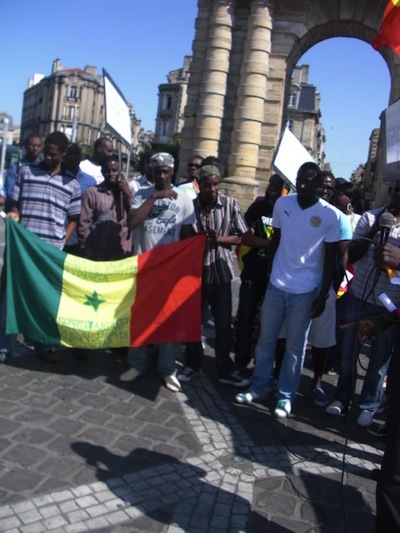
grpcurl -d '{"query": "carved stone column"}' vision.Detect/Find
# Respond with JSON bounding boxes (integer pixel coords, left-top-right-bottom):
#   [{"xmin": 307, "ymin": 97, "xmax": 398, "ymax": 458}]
[
  {"xmin": 225, "ymin": 0, "xmax": 273, "ymax": 199},
  {"xmin": 192, "ymin": 0, "xmax": 235, "ymax": 155}
]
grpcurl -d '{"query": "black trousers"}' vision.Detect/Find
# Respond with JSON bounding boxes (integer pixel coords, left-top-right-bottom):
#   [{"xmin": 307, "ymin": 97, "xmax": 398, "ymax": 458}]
[{"xmin": 376, "ymin": 328, "xmax": 400, "ymax": 532}]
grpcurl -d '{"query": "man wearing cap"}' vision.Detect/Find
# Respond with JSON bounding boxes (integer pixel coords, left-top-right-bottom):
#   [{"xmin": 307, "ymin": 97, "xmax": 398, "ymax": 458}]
[
  {"xmin": 178, "ymin": 164, "xmax": 250, "ymax": 387},
  {"xmin": 119, "ymin": 152, "xmax": 195, "ymax": 392}
]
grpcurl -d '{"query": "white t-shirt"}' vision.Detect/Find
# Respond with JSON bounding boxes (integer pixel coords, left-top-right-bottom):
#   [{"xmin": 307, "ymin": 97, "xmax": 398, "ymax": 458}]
[
  {"xmin": 79, "ymin": 159, "xmax": 104, "ymax": 185},
  {"xmin": 130, "ymin": 185, "xmax": 195, "ymax": 254},
  {"xmin": 270, "ymin": 194, "xmax": 341, "ymax": 294}
]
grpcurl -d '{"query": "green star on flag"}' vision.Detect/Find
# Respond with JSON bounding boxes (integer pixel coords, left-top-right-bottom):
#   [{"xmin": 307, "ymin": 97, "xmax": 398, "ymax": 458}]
[{"xmin": 84, "ymin": 291, "xmax": 106, "ymax": 312}]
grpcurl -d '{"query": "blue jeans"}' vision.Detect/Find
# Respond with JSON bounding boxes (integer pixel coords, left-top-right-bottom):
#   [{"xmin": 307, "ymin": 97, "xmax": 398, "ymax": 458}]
[
  {"xmin": 185, "ymin": 282, "xmax": 234, "ymax": 377},
  {"xmin": 235, "ymin": 280, "xmax": 265, "ymax": 368},
  {"xmin": 334, "ymin": 292, "xmax": 397, "ymax": 410},
  {"xmin": 251, "ymin": 284, "xmax": 317, "ymax": 401},
  {"xmin": 127, "ymin": 343, "xmax": 178, "ymax": 378}
]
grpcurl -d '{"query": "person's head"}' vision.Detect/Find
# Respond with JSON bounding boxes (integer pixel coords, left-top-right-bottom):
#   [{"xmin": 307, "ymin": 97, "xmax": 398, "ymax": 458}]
[
  {"xmin": 201, "ymin": 156, "xmax": 224, "ymax": 178},
  {"xmin": 93, "ymin": 137, "xmax": 113, "ymax": 165},
  {"xmin": 101, "ymin": 155, "xmax": 120, "ymax": 188},
  {"xmin": 266, "ymin": 174, "xmax": 284, "ymax": 205},
  {"xmin": 197, "ymin": 165, "xmax": 221, "ymax": 204},
  {"xmin": 334, "ymin": 180, "xmax": 362, "ymax": 214},
  {"xmin": 149, "ymin": 152, "xmax": 174, "ymax": 190},
  {"xmin": 24, "ymin": 134, "xmax": 42, "ymax": 162},
  {"xmin": 64, "ymin": 143, "xmax": 82, "ymax": 175},
  {"xmin": 187, "ymin": 155, "xmax": 204, "ymax": 181},
  {"xmin": 317, "ymin": 170, "xmax": 336, "ymax": 203},
  {"xmin": 296, "ymin": 162, "xmax": 321, "ymax": 199},
  {"xmin": 44, "ymin": 131, "xmax": 69, "ymax": 173}
]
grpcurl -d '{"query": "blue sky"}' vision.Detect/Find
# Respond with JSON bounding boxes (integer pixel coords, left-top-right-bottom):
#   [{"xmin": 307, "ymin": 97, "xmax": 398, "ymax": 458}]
[{"xmin": 0, "ymin": 1, "xmax": 389, "ymax": 179}]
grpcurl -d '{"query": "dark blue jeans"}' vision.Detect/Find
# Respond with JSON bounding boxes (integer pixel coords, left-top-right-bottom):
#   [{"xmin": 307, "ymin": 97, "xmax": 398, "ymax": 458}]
[
  {"xmin": 184, "ymin": 282, "xmax": 234, "ymax": 377},
  {"xmin": 335, "ymin": 292, "xmax": 397, "ymax": 410}
]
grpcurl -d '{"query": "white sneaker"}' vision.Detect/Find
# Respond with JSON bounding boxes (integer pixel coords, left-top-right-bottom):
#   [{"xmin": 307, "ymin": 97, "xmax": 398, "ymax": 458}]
[
  {"xmin": 325, "ymin": 400, "xmax": 345, "ymax": 415},
  {"xmin": 274, "ymin": 399, "xmax": 291, "ymax": 418},
  {"xmin": 357, "ymin": 409, "xmax": 375, "ymax": 427},
  {"xmin": 165, "ymin": 375, "xmax": 182, "ymax": 393},
  {"xmin": 119, "ymin": 367, "xmax": 142, "ymax": 382},
  {"xmin": 234, "ymin": 390, "xmax": 264, "ymax": 404}
]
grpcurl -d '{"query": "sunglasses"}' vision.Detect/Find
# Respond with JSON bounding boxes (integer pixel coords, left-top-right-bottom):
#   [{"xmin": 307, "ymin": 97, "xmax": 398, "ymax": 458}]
[
  {"xmin": 319, "ymin": 184, "xmax": 335, "ymax": 192},
  {"xmin": 188, "ymin": 163, "xmax": 201, "ymax": 168}
]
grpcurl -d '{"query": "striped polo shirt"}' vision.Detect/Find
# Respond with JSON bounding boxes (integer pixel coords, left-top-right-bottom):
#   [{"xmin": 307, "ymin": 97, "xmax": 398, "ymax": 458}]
[
  {"xmin": 193, "ymin": 193, "xmax": 248, "ymax": 284},
  {"xmin": 350, "ymin": 207, "xmax": 400, "ymax": 307},
  {"xmin": 11, "ymin": 163, "xmax": 81, "ymax": 250}
]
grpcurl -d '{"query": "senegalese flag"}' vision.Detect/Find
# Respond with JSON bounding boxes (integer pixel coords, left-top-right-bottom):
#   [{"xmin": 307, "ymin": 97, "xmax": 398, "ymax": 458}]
[
  {"xmin": 5, "ymin": 218, "xmax": 204, "ymax": 348},
  {"xmin": 372, "ymin": 0, "xmax": 400, "ymax": 57}
]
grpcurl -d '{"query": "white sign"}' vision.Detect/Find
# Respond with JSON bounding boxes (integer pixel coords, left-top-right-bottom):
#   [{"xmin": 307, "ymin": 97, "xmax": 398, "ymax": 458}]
[
  {"xmin": 385, "ymin": 99, "xmax": 400, "ymax": 164},
  {"xmin": 103, "ymin": 69, "xmax": 132, "ymax": 147},
  {"xmin": 271, "ymin": 127, "xmax": 315, "ymax": 188}
]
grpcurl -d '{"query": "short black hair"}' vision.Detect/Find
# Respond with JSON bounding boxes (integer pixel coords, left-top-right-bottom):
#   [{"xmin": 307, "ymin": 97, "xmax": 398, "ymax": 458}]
[
  {"xmin": 94, "ymin": 137, "xmax": 112, "ymax": 151},
  {"xmin": 320, "ymin": 170, "xmax": 336, "ymax": 188},
  {"xmin": 66, "ymin": 142, "xmax": 81, "ymax": 156},
  {"xmin": 25, "ymin": 134, "xmax": 42, "ymax": 147},
  {"xmin": 101, "ymin": 154, "xmax": 119, "ymax": 169},
  {"xmin": 45, "ymin": 131, "xmax": 69, "ymax": 152},
  {"xmin": 297, "ymin": 162, "xmax": 321, "ymax": 177}
]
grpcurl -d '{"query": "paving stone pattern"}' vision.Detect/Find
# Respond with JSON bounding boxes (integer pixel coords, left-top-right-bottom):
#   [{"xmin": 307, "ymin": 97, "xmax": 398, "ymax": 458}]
[
  {"xmin": 0, "ymin": 221, "xmax": 385, "ymax": 532},
  {"xmin": 0, "ymin": 341, "xmax": 384, "ymax": 533}
]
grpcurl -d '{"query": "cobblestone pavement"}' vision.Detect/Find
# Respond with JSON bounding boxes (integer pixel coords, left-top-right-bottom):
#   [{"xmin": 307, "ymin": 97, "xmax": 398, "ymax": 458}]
[
  {"xmin": 0, "ymin": 221, "xmax": 385, "ymax": 531},
  {"xmin": 0, "ymin": 335, "xmax": 384, "ymax": 533}
]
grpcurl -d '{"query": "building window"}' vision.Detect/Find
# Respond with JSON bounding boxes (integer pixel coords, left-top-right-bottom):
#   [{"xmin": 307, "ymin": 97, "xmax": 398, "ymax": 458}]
[
  {"xmin": 70, "ymin": 86, "xmax": 78, "ymax": 99},
  {"xmin": 288, "ymin": 92, "xmax": 296, "ymax": 107},
  {"xmin": 68, "ymin": 106, "xmax": 75, "ymax": 119},
  {"xmin": 287, "ymin": 119, "xmax": 293, "ymax": 132},
  {"xmin": 161, "ymin": 120, "xmax": 169, "ymax": 136},
  {"xmin": 163, "ymin": 95, "xmax": 172, "ymax": 110}
]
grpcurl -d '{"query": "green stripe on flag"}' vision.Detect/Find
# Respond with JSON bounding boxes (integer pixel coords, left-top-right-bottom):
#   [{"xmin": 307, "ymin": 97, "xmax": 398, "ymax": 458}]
[{"xmin": 6, "ymin": 218, "xmax": 66, "ymax": 345}]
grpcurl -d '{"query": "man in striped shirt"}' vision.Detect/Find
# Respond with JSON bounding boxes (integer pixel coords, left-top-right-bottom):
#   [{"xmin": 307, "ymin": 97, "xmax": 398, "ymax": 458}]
[
  {"xmin": 178, "ymin": 164, "xmax": 250, "ymax": 387},
  {"xmin": 9, "ymin": 131, "xmax": 81, "ymax": 250},
  {"xmin": 4, "ymin": 131, "xmax": 81, "ymax": 363}
]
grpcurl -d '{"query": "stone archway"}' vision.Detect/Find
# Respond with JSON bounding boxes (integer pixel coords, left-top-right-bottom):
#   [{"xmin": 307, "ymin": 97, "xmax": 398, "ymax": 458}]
[{"xmin": 179, "ymin": 0, "xmax": 398, "ymax": 208}]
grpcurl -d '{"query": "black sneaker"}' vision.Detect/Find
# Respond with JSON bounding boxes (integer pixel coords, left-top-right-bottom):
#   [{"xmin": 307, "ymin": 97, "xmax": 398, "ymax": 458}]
[
  {"xmin": 219, "ymin": 371, "xmax": 250, "ymax": 388},
  {"xmin": 367, "ymin": 423, "xmax": 388, "ymax": 438},
  {"xmin": 178, "ymin": 367, "xmax": 198, "ymax": 383}
]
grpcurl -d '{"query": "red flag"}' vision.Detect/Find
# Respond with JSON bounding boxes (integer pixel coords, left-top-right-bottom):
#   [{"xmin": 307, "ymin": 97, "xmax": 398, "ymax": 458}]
[{"xmin": 373, "ymin": 0, "xmax": 400, "ymax": 57}]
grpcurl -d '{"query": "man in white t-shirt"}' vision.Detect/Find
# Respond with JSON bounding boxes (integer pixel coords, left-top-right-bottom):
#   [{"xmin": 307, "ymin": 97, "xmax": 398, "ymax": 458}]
[
  {"xmin": 119, "ymin": 152, "xmax": 195, "ymax": 392},
  {"xmin": 235, "ymin": 162, "xmax": 341, "ymax": 418},
  {"xmin": 79, "ymin": 137, "xmax": 113, "ymax": 185}
]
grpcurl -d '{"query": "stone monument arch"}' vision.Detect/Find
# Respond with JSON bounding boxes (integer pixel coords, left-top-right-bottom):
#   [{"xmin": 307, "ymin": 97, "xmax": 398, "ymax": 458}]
[{"xmin": 179, "ymin": 0, "xmax": 399, "ymax": 207}]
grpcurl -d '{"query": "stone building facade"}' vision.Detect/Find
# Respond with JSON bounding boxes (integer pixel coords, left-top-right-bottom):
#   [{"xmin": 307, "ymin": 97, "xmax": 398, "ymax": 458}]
[
  {"xmin": 155, "ymin": 56, "xmax": 192, "ymax": 143},
  {"xmin": 179, "ymin": 0, "xmax": 396, "ymax": 208},
  {"xmin": 157, "ymin": 59, "xmax": 326, "ymax": 168},
  {"xmin": 20, "ymin": 59, "xmax": 141, "ymax": 154},
  {"xmin": 286, "ymin": 65, "xmax": 325, "ymax": 167}
]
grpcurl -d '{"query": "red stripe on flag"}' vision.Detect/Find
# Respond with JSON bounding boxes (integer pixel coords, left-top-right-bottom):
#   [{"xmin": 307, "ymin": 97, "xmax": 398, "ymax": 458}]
[
  {"xmin": 372, "ymin": 0, "xmax": 400, "ymax": 57},
  {"xmin": 130, "ymin": 235, "xmax": 205, "ymax": 347}
]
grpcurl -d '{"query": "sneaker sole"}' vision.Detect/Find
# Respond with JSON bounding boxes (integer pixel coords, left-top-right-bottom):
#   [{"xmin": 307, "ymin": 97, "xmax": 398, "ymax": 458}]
[
  {"xmin": 219, "ymin": 379, "xmax": 250, "ymax": 387},
  {"xmin": 274, "ymin": 409, "xmax": 290, "ymax": 418}
]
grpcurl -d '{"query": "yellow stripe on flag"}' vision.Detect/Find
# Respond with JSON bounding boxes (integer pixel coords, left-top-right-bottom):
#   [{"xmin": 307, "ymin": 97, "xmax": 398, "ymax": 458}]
[{"xmin": 57, "ymin": 254, "xmax": 138, "ymax": 348}]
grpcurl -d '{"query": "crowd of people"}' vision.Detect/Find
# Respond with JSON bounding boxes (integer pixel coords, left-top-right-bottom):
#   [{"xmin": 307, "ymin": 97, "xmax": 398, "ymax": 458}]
[{"xmin": 2, "ymin": 130, "xmax": 400, "ymax": 528}]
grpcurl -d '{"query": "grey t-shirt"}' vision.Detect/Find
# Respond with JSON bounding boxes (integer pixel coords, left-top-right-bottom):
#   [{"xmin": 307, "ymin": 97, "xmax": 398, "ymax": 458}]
[{"xmin": 130, "ymin": 185, "xmax": 195, "ymax": 254}]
